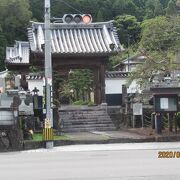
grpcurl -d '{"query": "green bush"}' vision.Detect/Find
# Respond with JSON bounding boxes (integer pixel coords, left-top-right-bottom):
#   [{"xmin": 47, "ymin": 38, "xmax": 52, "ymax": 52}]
[
  {"xmin": 73, "ymin": 100, "xmax": 89, "ymax": 105},
  {"xmin": 88, "ymin": 101, "xmax": 95, "ymax": 106}
]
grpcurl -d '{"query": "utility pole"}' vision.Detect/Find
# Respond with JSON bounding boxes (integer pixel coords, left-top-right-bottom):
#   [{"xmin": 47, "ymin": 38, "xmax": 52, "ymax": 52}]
[{"xmin": 44, "ymin": 0, "xmax": 53, "ymax": 148}]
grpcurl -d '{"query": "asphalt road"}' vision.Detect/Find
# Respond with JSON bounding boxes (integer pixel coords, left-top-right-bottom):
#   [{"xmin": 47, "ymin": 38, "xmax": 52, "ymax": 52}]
[{"xmin": 0, "ymin": 142, "xmax": 180, "ymax": 180}]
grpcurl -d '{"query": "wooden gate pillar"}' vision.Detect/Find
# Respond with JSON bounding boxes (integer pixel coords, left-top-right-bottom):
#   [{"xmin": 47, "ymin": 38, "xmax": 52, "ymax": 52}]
[
  {"xmin": 100, "ymin": 64, "xmax": 106, "ymax": 104},
  {"xmin": 20, "ymin": 73, "xmax": 28, "ymax": 90},
  {"xmin": 93, "ymin": 68, "xmax": 101, "ymax": 105}
]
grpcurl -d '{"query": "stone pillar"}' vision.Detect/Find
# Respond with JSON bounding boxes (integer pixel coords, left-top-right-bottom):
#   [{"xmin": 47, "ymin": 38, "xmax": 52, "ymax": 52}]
[
  {"xmin": 122, "ymin": 85, "xmax": 127, "ymax": 107},
  {"xmin": 155, "ymin": 113, "xmax": 162, "ymax": 134}
]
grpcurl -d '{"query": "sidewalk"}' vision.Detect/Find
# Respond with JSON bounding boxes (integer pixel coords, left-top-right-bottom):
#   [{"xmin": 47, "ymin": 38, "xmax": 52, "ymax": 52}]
[
  {"xmin": 23, "ymin": 128, "xmax": 180, "ymax": 150},
  {"xmin": 66, "ymin": 130, "xmax": 151, "ymax": 142},
  {"xmin": 65, "ymin": 128, "xmax": 180, "ymax": 144}
]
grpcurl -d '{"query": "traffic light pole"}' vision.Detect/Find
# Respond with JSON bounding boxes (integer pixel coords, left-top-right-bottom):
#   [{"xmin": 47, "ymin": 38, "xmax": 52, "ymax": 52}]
[{"xmin": 44, "ymin": 0, "xmax": 53, "ymax": 148}]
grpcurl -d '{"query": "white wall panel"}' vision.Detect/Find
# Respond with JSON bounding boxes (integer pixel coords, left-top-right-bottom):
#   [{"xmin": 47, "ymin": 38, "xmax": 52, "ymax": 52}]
[
  {"xmin": 105, "ymin": 78, "xmax": 141, "ymax": 94},
  {"xmin": 105, "ymin": 78, "xmax": 126, "ymax": 94},
  {"xmin": 27, "ymin": 80, "xmax": 44, "ymax": 96}
]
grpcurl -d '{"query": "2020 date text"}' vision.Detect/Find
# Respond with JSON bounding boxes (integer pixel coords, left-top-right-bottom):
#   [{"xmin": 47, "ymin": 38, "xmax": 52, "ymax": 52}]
[{"xmin": 158, "ymin": 151, "xmax": 180, "ymax": 158}]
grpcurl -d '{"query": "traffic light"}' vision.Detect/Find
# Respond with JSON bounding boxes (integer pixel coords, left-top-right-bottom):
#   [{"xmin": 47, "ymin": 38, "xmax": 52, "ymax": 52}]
[{"xmin": 63, "ymin": 14, "xmax": 92, "ymax": 24}]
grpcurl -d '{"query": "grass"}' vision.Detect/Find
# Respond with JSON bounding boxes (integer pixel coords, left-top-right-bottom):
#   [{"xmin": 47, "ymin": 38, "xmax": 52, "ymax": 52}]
[{"xmin": 32, "ymin": 133, "xmax": 70, "ymax": 141}]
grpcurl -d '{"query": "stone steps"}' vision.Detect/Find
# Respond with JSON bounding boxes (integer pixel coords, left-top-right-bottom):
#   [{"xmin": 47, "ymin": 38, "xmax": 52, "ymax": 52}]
[
  {"xmin": 63, "ymin": 123, "xmax": 114, "ymax": 128},
  {"xmin": 59, "ymin": 106, "xmax": 116, "ymax": 132},
  {"xmin": 62, "ymin": 117, "xmax": 112, "ymax": 121},
  {"xmin": 64, "ymin": 120, "xmax": 113, "ymax": 125}
]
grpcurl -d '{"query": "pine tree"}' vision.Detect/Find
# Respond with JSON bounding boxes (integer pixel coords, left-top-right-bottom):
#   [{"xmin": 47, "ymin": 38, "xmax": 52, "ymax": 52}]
[
  {"xmin": 154, "ymin": 0, "xmax": 164, "ymax": 16},
  {"xmin": 166, "ymin": 0, "xmax": 177, "ymax": 16},
  {"xmin": 96, "ymin": 10, "xmax": 104, "ymax": 22}
]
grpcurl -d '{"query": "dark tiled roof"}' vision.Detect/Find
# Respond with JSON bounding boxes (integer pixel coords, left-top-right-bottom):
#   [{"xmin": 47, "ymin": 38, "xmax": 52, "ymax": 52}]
[
  {"xmin": 27, "ymin": 21, "xmax": 123, "ymax": 55},
  {"xmin": 105, "ymin": 71, "xmax": 129, "ymax": 78},
  {"xmin": 26, "ymin": 75, "xmax": 44, "ymax": 80},
  {"xmin": 113, "ymin": 54, "xmax": 146, "ymax": 69}
]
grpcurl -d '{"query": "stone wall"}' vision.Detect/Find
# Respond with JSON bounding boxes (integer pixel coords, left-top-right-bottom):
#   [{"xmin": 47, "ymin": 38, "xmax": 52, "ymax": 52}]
[
  {"xmin": 107, "ymin": 106, "xmax": 154, "ymax": 129},
  {"xmin": 0, "ymin": 125, "xmax": 22, "ymax": 152},
  {"xmin": 107, "ymin": 106, "xmax": 127, "ymax": 129}
]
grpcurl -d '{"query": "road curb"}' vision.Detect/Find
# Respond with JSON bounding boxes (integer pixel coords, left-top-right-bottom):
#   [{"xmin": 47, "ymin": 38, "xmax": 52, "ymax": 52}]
[
  {"xmin": 1, "ymin": 135, "xmax": 180, "ymax": 152},
  {"xmin": 22, "ymin": 137, "xmax": 156, "ymax": 150}
]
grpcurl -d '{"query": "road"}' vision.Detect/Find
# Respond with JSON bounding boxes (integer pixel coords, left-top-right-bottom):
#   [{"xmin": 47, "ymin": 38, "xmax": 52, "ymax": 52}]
[{"xmin": 0, "ymin": 142, "xmax": 180, "ymax": 180}]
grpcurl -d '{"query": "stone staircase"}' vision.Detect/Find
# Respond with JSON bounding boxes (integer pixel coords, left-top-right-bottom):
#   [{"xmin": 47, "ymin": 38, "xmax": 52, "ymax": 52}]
[{"xmin": 59, "ymin": 105, "xmax": 116, "ymax": 132}]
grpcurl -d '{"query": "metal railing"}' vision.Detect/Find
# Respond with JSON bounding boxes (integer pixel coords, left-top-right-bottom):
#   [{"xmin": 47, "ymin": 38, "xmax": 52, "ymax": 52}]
[{"xmin": 143, "ymin": 114, "xmax": 152, "ymax": 127}]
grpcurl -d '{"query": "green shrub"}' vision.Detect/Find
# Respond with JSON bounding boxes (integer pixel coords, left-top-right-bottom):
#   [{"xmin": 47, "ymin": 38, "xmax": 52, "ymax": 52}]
[{"xmin": 73, "ymin": 100, "xmax": 89, "ymax": 105}]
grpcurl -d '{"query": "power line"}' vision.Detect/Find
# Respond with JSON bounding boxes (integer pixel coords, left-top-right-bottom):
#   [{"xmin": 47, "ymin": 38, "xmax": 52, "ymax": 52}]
[{"xmin": 54, "ymin": 0, "xmax": 84, "ymax": 14}]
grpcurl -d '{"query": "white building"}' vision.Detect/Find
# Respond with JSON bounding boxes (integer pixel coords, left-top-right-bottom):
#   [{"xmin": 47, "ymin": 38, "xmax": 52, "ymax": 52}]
[
  {"xmin": 105, "ymin": 71, "xmax": 141, "ymax": 105},
  {"xmin": 105, "ymin": 54, "xmax": 145, "ymax": 106}
]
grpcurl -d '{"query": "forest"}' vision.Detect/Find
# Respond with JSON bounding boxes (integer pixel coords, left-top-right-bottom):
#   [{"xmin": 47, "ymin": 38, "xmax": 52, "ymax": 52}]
[{"xmin": 0, "ymin": 0, "xmax": 179, "ymax": 86}]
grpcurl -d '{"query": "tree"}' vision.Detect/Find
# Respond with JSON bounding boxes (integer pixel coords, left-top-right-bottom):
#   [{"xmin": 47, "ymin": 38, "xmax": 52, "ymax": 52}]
[
  {"xmin": 29, "ymin": 0, "xmax": 44, "ymax": 21},
  {"xmin": 0, "ymin": 0, "xmax": 31, "ymax": 70},
  {"xmin": 114, "ymin": 15, "xmax": 141, "ymax": 47},
  {"xmin": 166, "ymin": 0, "xmax": 178, "ymax": 16},
  {"xmin": 96, "ymin": 10, "xmax": 104, "ymax": 22},
  {"xmin": 68, "ymin": 69, "xmax": 93, "ymax": 102},
  {"xmin": 0, "ymin": 0, "xmax": 32, "ymax": 42},
  {"xmin": 177, "ymin": 0, "xmax": 180, "ymax": 7},
  {"xmin": 154, "ymin": 0, "xmax": 164, "ymax": 17},
  {"xmin": 145, "ymin": 0, "xmax": 164, "ymax": 19},
  {"xmin": 129, "ymin": 16, "xmax": 180, "ymax": 86},
  {"xmin": 0, "ymin": 33, "xmax": 7, "ymax": 71}
]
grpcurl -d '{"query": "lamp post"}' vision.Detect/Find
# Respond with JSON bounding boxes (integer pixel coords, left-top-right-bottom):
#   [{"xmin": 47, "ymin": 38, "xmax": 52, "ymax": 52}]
[{"xmin": 44, "ymin": 0, "xmax": 53, "ymax": 148}]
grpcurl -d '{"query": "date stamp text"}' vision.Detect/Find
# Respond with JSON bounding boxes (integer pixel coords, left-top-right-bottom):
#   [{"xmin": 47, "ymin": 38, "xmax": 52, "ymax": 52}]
[{"xmin": 158, "ymin": 151, "xmax": 180, "ymax": 158}]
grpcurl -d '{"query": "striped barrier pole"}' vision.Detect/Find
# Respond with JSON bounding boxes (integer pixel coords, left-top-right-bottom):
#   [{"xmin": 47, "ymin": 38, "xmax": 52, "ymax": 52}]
[{"xmin": 42, "ymin": 128, "xmax": 54, "ymax": 141}]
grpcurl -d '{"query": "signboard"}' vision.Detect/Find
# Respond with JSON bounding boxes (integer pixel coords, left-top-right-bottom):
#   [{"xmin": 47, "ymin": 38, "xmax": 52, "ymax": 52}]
[
  {"xmin": 154, "ymin": 95, "xmax": 178, "ymax": 112},
  {"xmin": 45, "ymin": 118, "xmax": 51, "ymax": 128},
  {"xmin": 160, "ymin": 98, "xmax": 168, "ymax": 109},
  {"xmin": 133, "ymin": 103, "xmax": 143, "ymax": 115}
]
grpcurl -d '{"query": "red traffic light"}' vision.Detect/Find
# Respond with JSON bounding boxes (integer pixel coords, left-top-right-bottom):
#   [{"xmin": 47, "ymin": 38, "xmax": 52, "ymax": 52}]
[{"xmin": 82, "ymin": 14, "xmax": 92, "ymax": 24}]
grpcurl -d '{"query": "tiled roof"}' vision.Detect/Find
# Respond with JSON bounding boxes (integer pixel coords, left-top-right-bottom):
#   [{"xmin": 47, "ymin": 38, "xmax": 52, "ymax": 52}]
[
  {"xmin": 105, "ymin": 71, "xmax": 129, "ymax": 78},
  {"xmin": 27, "ymin": 21, "xmax": 123, "ymax": 55},
  {"xmin": 6, "ymin": 19, "xmax": 123, "ymax": 66},
  {"xmin": 26, "ymin": 75, "xmax": 44, "ymax": 80},
  {"xmin": 6, "ymin": 41, "xmax": 29, "ymax": 64},
  {"xmin": 113, "ymin": 54, "xmax": 146, "ymax": 69}
]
